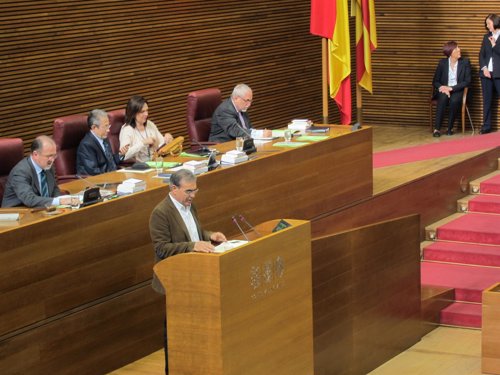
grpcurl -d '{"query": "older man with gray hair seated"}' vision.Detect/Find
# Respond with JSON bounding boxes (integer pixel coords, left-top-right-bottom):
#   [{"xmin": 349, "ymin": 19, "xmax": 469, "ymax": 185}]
[
  {"xmin": 76, "ymin": 109, "xmax": 129, "ymax": 176},
  {"xmin": 209, "ymin": 83, "xmax": 271, "ymax": 143}
]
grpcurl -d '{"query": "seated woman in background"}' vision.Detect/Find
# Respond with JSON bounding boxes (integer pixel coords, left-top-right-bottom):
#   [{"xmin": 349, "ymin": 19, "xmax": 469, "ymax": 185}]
[
  {"xmin": 432, "ymin": 41, "xmax": 471, "ymax": 137},
  {"xmin": 119, "ymin": 95, "xmax": 174, "ymax": 162}
]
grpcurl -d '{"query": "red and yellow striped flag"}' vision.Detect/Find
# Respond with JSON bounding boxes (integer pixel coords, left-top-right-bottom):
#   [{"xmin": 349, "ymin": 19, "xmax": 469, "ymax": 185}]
[
  {"xmin": 311, "ymin": 0, "xmax": 352, "ymax": 124},
  {"xmin": 351, "ymin": 0, "xmax": 377, "ymax": 93}
]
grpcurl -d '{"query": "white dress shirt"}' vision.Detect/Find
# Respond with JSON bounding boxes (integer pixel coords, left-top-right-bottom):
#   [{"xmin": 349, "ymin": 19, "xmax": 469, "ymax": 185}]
[{"xmin": 169, "ymin": 193, "xmax": 200, "ymax": 242}]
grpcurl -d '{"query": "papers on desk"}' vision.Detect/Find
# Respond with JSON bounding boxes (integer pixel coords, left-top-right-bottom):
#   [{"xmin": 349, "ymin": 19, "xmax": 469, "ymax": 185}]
[
  {"xmin": 273, "ymin": 141, "xmax": 310, "ymax": 148},
  {"xmin": 294, "ymin": 135, "xmax": 329, "ymax": 142},
  {"xmin": 0, "ymin": 213, "xmax": 20, "ymax": 221},
  {"xmin": 117, "ymin": 178, "xmax": 146, "ymax": 195},
  {"xmin": 117, "ymin": 167, "xmax": 154, "ymax": 174},
  {"xmin": 288, "ymin": 119, "xmax": 312, "ymax": 130},
  {"xmin": 183, "ymin": 160, "xmax": 209, "ymax": 175},
  {"xmin": 214, "ymin": 240, "xmax": 248, "ymax": 253},
  {"xmin": 220, "ymin": 150, "xmax": 248, "ymax": 165}
]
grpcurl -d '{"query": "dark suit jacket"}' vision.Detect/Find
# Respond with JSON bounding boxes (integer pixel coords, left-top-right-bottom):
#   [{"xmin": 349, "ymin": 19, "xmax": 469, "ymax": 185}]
[
  {"xmin": 76, "ymin": 132, "xmax": 119, "ymax": 176},
  {"xmin": 209, "ymin": 98, "xmax": 252, "ymax": 142},
  {"xmin": 1, "ymin": 157, "xmax": 61, "ymax": 208},
  {"xmin": 149, "ymin": 195, "xmax": 212, "ymax": 294},
  {"xmin": 433, "ymin": 57, "xmax": 471, "ymax": 94},
  {"xmin": 479, "ymin": 33, "xmax": 500, "ymax": 78}
]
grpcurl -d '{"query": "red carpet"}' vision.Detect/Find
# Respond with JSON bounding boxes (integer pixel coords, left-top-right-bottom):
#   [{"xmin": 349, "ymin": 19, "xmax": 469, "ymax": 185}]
[
  {"xmin": 423, "ymin": 241, "xmax": 500, "ymax": 267},
  {"xmin": 421, "ymin": 261, "xmax": 500, "ymax": 303},
  {"xmin": 468, "ymin": 194, "xmax": 500, "ymax": 213},
  {"xmin": 437, "ymin": 213, "xmax": 500, "ymax": 245},
  {"xmin": 374, "ymin": 131, "xmax": 500, "ymax": 168},
  {"xmin": 440, "ymin": 302, "xmax": 482, "ymax": 328},
  {"xmin": 479, "ymin": 173, "xmax": 500, "ymax": 194}
]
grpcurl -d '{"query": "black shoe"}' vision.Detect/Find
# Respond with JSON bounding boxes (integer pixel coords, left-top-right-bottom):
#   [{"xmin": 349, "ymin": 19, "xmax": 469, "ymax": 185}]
[
  {"xmin": 433, "ymin": 129, "xmax": 441, "ymax": 137},
  {"xmin": 446, "ymin": 129, "xmax": 454, "ymax": 136},
  {"xmin": 480, "ymin": 129, "xmax": 491, "ymax": 134}
]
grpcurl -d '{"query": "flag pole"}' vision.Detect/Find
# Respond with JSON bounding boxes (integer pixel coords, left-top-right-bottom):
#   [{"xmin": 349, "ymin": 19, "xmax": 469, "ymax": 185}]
[
  {"xmin": 356, "ymin": 83, "xmax": 363, "ymax": 126},
  {"xmin": 322, "ymin": 38, "xmax": 329, "ymax": 124}
]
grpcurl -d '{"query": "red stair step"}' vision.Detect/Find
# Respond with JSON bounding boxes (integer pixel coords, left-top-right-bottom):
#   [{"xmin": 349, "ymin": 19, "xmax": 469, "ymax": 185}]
[
  {"xmin": 480, "ymin": 174, "xmax": 500, "ymax": 194},
  {"xmin": 437, "ymin": 213, "xmax": 500, "ymax": 244},
  {"xmin": 440, "ymin": 302, "xmax": 482, "ymax": 328},
  {"xmin": 468, "ymin": 194, "xmax": 500, "ymax": 214},
  {"xmin": 423, "ymin": 241, "xmax": 500, "ymax": 267},
  {"xmin": 421, "ymin": 261, "xmax": 500, "ymax": 303}
]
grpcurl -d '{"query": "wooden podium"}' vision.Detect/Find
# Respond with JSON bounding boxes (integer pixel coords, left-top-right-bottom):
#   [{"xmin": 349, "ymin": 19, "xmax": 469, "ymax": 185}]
[{"xmin": 154, "ymin": 219, "xmax": 314, "ymax": 375}]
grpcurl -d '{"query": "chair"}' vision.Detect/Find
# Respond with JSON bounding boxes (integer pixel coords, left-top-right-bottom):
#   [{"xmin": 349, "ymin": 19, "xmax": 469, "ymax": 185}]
[
  {"xmin": 0, "ymin": 138, "xmax": 24, "ymax": 203},
  {"xmin": 429, "ymin": 86, "xmax": 471, "ymax": 133},
  {"xmin": 107, "ymin": 109, "xmax": 125, "ymax": 154},
  {"xmin": 186, "ymin": 88, "xmax": 222, "ymax": 150},
  {"xmin": 52, "ymin": 114, "xmax": 88, "ymax": 181}
]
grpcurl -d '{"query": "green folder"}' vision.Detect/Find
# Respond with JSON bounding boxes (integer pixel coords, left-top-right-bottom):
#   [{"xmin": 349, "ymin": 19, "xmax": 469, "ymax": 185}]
[
  {"xmin": 295, "ymin": 135, "xmax": 329, "ymax": 142},
  {"xmin": 273, "ymin": 141, "xmax": 309, "ymax": 148}
]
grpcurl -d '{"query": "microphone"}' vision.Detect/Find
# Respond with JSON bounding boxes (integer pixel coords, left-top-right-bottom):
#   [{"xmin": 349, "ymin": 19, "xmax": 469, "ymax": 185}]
[
  {"xmin": 239, "ymin": 214, "xmax": 261, "ymax": 238},
  {"xmin": 231, "ymin": 215, "xmax": 249, "ymax": 241},
  {"xmin": 192, "ymin": 138, "xmax": 211, "ymax": 153},
  {"xmin": 76, "ymin": 175, "xmax": 99, "ymax": 190},
  {"xmin": 234, "ymin": 119, "xmax": 252, "ymax": 138}
]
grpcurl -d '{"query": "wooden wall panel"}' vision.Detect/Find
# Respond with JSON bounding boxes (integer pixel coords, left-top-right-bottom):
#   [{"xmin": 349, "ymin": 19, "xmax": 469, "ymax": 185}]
[
  {"xmin": 1, "ymin": 1, "xmax": 499, "ymax": 153},
  {"xmin": 368, "ymin": 1, "xmax": 499, "ymax": 130},
  {"xmin": 312, "ymin": 215, "xmax": 422, "ymax": 375},
  {"xmin": 0, "ymin": 0, "xmax": 338, "ymax": 152}
]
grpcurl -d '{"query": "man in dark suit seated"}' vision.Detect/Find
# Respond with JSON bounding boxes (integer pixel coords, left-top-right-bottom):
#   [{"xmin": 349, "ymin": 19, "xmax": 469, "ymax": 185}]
[
  {"xmin": 149, "ymin": 169, "xmax": 227, "ymax": 374},
  {"xmin": 76, "ymin": 109, "xmax": 129, "ymax": 176},
  {"xmin": 2, "ymin": 135, "xmax": 76, "ymax": 208},
  {"xmin": 209, "ymin": 83, "xmax": 271, "ymax": 142}
]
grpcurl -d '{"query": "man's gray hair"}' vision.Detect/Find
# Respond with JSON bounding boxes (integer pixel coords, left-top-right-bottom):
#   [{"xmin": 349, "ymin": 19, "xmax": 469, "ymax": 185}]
[
  {"xmin": 87, "ymin": 109, "xmax": 108, "ymax": 129},
  {"xmin": 169, "ymin": 169, "xmax": 196, "ymax": 189},
  {"xmin": 231, "ymin": 83, "xmax": 252, "ymax": 99}
]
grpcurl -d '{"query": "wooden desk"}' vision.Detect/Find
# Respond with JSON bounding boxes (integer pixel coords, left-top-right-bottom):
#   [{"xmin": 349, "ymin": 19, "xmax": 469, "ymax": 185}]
[{"xmin": 0, "ymin": 126, "xmax": 372, "ymax": 374}]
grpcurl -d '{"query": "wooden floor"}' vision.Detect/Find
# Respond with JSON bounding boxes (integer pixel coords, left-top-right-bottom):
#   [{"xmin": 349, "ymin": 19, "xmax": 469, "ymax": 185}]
[{"xmin": 108, "ymin": 125, "xmax": 490, "ymax": 375}]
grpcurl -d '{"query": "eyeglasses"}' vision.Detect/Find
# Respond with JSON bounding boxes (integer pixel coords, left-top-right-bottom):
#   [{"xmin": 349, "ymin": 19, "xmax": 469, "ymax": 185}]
[
  {"xmin": 38, "ymin": 153, "xmax": 58, "ymax": 159},
  {"xmin": 239, "ymin": 96, "xmax": 253, "ymax": 104},
  {"xmin": 183, "ymin": 188, "xmax": 199, "ymax": 196}
]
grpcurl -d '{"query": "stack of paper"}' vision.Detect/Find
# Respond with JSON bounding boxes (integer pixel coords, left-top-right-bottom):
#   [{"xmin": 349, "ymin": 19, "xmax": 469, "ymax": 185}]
[
  {"xmin": 288, "ymin": 119, "xmax": 312, "ymax": 130},
  {"xmin": 117, "ymin": 178, "xmax": 146, "ymax": 195},
  {"xmin": 0, "ymin": 213, "xmax": 20, "ymax": 221},
  {"xmin": 183, "ymin": 160, "xmax": 208, "ymax": 175},
  {"xmin": 221, "ymin": 150, "xmax": 248, "ymax": 164}
]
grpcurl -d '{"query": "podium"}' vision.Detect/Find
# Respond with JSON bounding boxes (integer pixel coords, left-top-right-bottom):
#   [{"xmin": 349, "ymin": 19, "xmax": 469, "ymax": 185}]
[{"xmin": 154, "ymin": 219, "xmax": 314, "ymax": 375}]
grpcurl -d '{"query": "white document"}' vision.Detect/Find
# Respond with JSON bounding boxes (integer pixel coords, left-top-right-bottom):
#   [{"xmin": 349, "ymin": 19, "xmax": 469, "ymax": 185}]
[
  {"xmin": 0, "ymin": 213, "xmax": 20, "ymax": 221},
  {"xmin": 214, "ymin": 240, "xmax": 248, "ymax": 253}
]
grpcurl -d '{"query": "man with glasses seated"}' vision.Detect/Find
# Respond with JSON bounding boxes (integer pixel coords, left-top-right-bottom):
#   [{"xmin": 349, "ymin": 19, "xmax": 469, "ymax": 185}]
[
  {"xmin": 2, "ymin": 135, "xmax": 76, "ymax": 207},
  {"xmin": 149, "ymin": 168, "xmax": 227, "ymax": 375},
  {"xmin": 209, "ymin": 83, "xmax": 271, "ymax": 142},
  {"xmin": 76, "ymin": 109, "xmax": 129, "ymax": 176}
]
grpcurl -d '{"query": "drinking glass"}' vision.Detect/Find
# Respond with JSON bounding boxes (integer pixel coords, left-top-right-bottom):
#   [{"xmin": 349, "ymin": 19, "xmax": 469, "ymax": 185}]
[
  {"xmin": 284, "ymin": 129, "xmax": 292, "ymax": 143},
  {"xmin": 236, "ymin": 137, "xmax": 244, "ymax": 152},
  {"xmin": 155, "ymin": 155, "xmax": 163, "ymax": 176}
]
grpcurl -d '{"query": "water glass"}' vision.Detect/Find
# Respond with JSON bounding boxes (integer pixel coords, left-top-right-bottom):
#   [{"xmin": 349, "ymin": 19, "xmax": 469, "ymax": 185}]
[
  {"xmin": 155, "ymin": 155, "xmax": 163, "ymax": 176},
  {"xmin": 284, "ymin": 129, "xmax": 292, "ymax": 143},
  {"xmin": 236, "ymin": 137, "xmax": 244, "ymax": 152}
]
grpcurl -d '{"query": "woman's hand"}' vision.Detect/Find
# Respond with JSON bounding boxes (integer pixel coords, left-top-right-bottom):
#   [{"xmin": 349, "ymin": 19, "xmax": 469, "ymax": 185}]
[{"xmin": 164, "ymin": 133, "xmax": 174, "ymax": 144}]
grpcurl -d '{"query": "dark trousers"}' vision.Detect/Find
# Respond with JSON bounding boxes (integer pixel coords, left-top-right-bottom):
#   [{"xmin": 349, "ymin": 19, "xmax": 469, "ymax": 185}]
[
  {"xmin": 434, "ymin": 91, "xmax": 463, "ymax": 131},
  {"xmin": 481, "ymin": 77, "xmax": 500, "ymax": 131}
]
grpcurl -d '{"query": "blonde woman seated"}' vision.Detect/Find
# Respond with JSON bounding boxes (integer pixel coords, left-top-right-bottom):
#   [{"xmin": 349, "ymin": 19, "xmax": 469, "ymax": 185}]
[{"xmin": 119, "ymin": 95, "xmax": 174, "ymax": 162}]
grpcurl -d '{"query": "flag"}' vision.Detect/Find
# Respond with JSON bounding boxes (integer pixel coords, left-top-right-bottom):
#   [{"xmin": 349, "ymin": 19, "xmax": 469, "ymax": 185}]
[
  {"xmin": 311, "ymin": 0, "xmax": 351, "ymax": 124},
  {"xmin": 351, "ymin": 0, "xmax": 377, "ymax": 93}
]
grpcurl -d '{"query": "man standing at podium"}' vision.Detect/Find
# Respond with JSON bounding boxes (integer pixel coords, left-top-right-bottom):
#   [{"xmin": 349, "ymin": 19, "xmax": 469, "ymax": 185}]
[{"xmin": 149, "ymin": 169, "xmax": 226, "ymax": 374}]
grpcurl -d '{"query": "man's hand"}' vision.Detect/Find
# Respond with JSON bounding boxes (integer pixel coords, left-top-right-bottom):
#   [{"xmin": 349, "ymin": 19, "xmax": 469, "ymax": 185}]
[
  {"xmin": 164, "ymin": 133, "xmax": 174, "ymax": 144},
  {"xmin": 193, "ymin": 241, "xmax": 215, "ymax": 253},
  {"xmin": 210, "ymin": 232, "xmax": 227, "ymax": 243}
]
